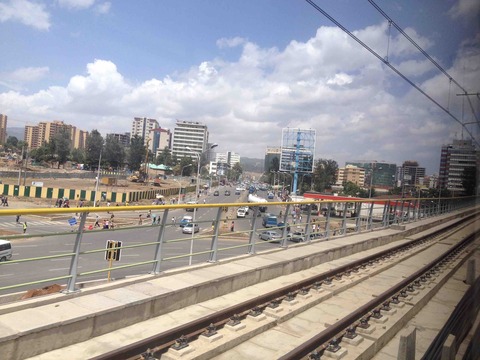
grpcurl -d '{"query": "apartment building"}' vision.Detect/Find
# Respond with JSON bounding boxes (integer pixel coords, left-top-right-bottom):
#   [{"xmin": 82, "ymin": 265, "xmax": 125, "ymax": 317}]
[
  {"xmin": 336, "ymin": 164, "xmax": 365, "ymax": 187},
  {"xmin": 0, "ymin": 114, "xmax": 7, "ymax": 144},
  {"xmin": 439, "ymin": 139, "xmax": 478, "ymax": 193},
  {"xmin": 24, "ymin": 120, "xmax": 88, "ymax": 150},
  {"xmin": 171, "ymin": 120, "xmax": 209, "ymax": 159}
]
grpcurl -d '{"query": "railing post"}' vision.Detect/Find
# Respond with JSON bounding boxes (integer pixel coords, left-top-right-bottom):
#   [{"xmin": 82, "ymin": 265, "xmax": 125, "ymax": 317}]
[
  {"xmin": 208, "ymin": 207, "xmax": 223, "ymax": 262},
  {"xmin": 368, "ymin": 201, "xmax": 374, "ymax": 230},
  {"xmin": 248, "ymin": 207, "xmax": 259, "ymax": 254},
  {"xmin": 382, "ymin": 201, "xmax": 389, "ymax": 228},
  {"xmin": 65, "ymin": 212, "xmax": 87, "ymax": 293},
  {"xmin": 341, "ymin": 202, "xmax": 348, "ymax": 234},
  {"xmin": 280, "ymin": 203, "xmax": 290, "ymax": 248},
  {"xmin": 304, "ymin": 204, "xmax": 312, "ymax": 242},
  {"xmin": 151, "ymin": 209, "xmax": 168, "ymax": 274},
  {"xmin": 355, "ymin": 202, "xmax": 362, "ymax": 233},
  {"xmin": 325, "ymin": 202, "xmax": 331, "ymax": 238}
]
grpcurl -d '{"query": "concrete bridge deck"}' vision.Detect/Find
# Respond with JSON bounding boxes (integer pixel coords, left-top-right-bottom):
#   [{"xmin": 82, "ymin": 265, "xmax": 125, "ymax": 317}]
[{"xmin": 0, "ymin": 209, "xmax": 476, "ymax": 359}]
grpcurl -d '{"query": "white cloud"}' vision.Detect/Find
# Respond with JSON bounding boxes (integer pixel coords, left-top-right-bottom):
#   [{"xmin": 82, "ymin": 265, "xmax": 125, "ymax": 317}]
[
  {"xmin": 448, "ymin": 0, "xmax": 480, "ymax": 21},
  {"xmin": 0, "ymin": 0, "xmax": 51, "ymax": 30},
  {"xmin": 0, "ymin": 66, "xmax": 50, "ymax": 91},
  {"xmin": 0, "ymin": 21, "xmax": 477, "ymax": 173},
  {"xmin": 94, "ymin": 2, "xmax": 111, "ymax": 14},
  {"xmin": 57, "ymin": 0, "xmax": 96, "ymax": 10},
  {"xmin": 216, "ymin": 37, "xmax": 247, "ymax": 49}
]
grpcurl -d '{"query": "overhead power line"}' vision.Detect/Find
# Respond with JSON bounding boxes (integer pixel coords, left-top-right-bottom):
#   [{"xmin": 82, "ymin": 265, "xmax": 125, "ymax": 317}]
[
  {"xmin": 367, "ymin": 0, "xmax": 479, "ymax": 129},
  {"xmin": 305, "ymin": 0, "xmax": 479, "ymax": 147}
]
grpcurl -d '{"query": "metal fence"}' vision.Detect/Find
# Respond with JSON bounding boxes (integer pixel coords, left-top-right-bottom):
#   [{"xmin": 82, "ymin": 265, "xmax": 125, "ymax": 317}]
[{"xmin": 0, "ymin": 195, "xmax": 476, "ymax": 298}]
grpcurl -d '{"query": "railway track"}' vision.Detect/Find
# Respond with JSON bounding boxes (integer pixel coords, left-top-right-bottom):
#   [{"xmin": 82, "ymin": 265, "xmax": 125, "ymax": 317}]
[{"xmin": 88, "ymin": 214, "xmax": 479, "ymax": 360}]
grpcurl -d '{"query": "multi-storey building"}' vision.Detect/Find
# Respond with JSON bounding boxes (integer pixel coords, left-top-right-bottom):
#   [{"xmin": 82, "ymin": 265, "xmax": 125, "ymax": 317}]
[
  {"xmin": 264, "ymin": 146, "xmax": 281, "ymax": 172},
  {"xmin": 106, "ymin": 132, "xmax": 131, "ymax": 147},
  {"xmin": 171, "ymin": 120, "xmax": 209, "ymax": 159},
  {"xmin": 0, "ymin": 114, "xmax": 7, "ymax": 144},
  {"xmin": 439, "ymin": 139, "xmax": 478, "ymax": 194},
  {"xmin": 150, "ymin": 128, "xmax": 172, "ymax": 156},
  {"xmin": 346, "ymin": 161, "xmax": 397, "ymax": 190},
  {"xmin": 336, "ymin": 164, "xmax": 365, "ymax": 187},
  {"xmin": 397, "ymin": 161, "xmax": 426, "ymax": 188},
  {"xmin": 24, "ymin": 121, "xmax": 88, "ymax": 150},
  {"xmin": 131, "ymin": 117, "xmax": 159, "ymax": 148},
  {"xmin": 210, "ymin": 151, "xmax": 241, "ymax": 176}
]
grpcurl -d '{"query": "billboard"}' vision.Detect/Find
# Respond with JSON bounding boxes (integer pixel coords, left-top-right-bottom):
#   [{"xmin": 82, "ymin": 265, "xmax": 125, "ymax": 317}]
[{"xmin": 279, "ymin": 128, "xmax": 315, "ymax": 173}]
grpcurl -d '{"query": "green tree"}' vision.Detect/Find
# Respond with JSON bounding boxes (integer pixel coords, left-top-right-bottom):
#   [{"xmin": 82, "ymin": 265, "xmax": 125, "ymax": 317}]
[
  {"xmin": 85, "ymin": 130, "xmax": 104, "ymax": 169},
  {"xmin": 461, "ymin": 166, "xmax": 477, "ymax": 196},
  {"xmin": 53, "ymin": 129, "xmax": 71, "ymax": 169},
  {"xmin": 127, "ymin": 135, "xmax": 145, "ymax": 172},
  {"xmin": 71, "ymin": 148, "xmax": 85, "ymax": 164},
  {"xmin": 342, "ymin": 181, "xmax": 368, "ymax": 197},
  {"xmin": 156, "ymin": 147, "xmax": 173, "ymax": 166},
  {"xmin": 104, "ymin": 135, "xmax": 125, "ymax": 169},
  {"xmin": 312, "ymin": 159, "xmax": 338, "ymax": 192},
  {"xmin": 5, "ymin": 136, "xmax": 18, "ymax": 149},
  {"xmin": 230, "ymin": 162, "xmax": 243, "ymax": 181}
]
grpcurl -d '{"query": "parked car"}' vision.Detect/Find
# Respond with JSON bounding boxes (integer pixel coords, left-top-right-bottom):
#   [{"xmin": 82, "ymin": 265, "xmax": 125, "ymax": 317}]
[
  {"xmin": 267, "ymin": 192, "xmax": 274, "ymax": 199},
  {"xmin": 288, "ymin": 231, "xmax": 306, "ymax": 243},
  {"xmin": 213, "ymin": 190, "xmax": 219, "ymax": 196},
  {"xmin": 259, "ymin": 231, "xmax": 282, "ymax": 243},
  {"xmin": 224, "ymin": 190, "xmax": 231, "ymax": 196},
  {"xmin": 235, "ymin": 190, "xmax": 241, "ymax": 195},
  {"xmin": 182, "ymin": 223, "xmax": 199, "ymax": 234},
  {"xmin": 179, "ymin": 215, "xmax": 193, "ymax": 227}
]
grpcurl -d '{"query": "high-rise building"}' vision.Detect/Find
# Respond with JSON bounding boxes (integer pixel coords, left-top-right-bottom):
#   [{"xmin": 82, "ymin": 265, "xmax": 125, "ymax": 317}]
[
  {"xmin": 439, "ymin": 139, "xmax": 478, "ymax": 193},
  {"xmin": 336, "ymin": 164, "xmax": 365, "ymax": 187},
  {"xmin": 150, "ymin": 128, "xmax": 172, "ymax": 156},
  {"xmin": 107, "ymin": 132, "xmax": 131, "ymax": 147},
  {"xmin": 211, "ymin": 151, "xmax": 241, "ymax": 175},
  {"xmin": 24, "ymin": 121, "xmax": 88, "ymax": 150},
  {"xmin": 264, "ymin": 147, "xmax": 281, "ymax": 172},
  {"xmin": 171, "ymin": 120, "xmax": 209, "ymax": 159},
  {"xmin": 131, "ymin": 117, "xmax": 160, "ymax": 148},
  {"xmin": 346, "ymin": 161, "xmax": 397, "ymax": 190},
  {"xmin": 0, "ymin": 114, "xmax": 7, "ymax": 144}
]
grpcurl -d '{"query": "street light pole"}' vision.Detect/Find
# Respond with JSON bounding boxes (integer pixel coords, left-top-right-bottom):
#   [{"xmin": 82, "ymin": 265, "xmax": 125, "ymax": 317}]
[{"xmin": 186, "ymin": 144, "xmax": 218, "ymax": 266}]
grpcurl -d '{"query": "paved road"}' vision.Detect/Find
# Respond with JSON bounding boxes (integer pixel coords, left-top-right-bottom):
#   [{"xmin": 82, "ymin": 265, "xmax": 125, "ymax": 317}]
[{"xmin": 0, "ymin": 188, "xmax": 285, "ymax": 296}]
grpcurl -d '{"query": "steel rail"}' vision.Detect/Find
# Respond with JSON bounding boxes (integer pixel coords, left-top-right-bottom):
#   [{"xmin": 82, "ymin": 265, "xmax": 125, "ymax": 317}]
[
  {"xmin": 279, "ymin": 232, "xmax": 477, "ymax": 359},
  {"xmin": 90, "ymin": 214, "xmax": 476, "ymax": 360}
]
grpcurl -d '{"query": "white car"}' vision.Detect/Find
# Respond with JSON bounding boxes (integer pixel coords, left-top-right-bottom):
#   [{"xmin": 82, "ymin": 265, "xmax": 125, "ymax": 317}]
[
  {"xmin": 182, "ymin": 223, "xmax": 199, "ymax": 234},
  {"xmin": 236, "ymin": 208, "xmax": 246, "ymax": 218}
]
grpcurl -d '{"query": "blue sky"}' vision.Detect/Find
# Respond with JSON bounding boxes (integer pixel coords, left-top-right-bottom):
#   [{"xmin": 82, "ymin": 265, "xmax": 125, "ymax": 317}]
[{"xmin": 0, "ymin": 0, "xmax": 479, "ymax": 174}]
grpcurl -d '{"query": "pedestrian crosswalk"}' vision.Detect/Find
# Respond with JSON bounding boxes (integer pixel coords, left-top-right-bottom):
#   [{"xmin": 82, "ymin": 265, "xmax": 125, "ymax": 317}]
[{"xmin": 0, "ymin": 220, "xmax": 69, "ymax": 228}]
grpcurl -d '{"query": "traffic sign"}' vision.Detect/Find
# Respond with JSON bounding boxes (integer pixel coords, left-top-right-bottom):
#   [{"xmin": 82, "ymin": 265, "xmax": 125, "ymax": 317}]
[
  {"xmin": 68, "ymin": 218, "xmax": 77, "ymax": 226},
  {"xmin": 105, "ymin": 240, "xmax": 122, "ymax": 261}
]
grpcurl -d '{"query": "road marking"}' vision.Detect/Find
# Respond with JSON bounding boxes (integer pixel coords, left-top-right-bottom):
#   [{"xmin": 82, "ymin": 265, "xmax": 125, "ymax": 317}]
[{"xmin": 0, "ymin": 273, "xmax": 14, "ymax": 278}]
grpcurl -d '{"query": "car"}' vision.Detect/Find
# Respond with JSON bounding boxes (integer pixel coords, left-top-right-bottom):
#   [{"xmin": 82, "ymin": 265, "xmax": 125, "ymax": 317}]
[
  {"xmin": 235, "ymin": 190, "xmax": 241, "ymax": 195},
  {"xmin": 182, "ymin": 223, "xmax": 199, "ymax": 234},
  {"xmin": 213, "ymin": 190, "xmax": 219, "ymax": 196},
  {"xmin": 288, "ymin": 231, "xmax": 306, "ymax": 243},
  {"xmin": 179, "ymin": 215, "xmax": 193, "ymax": 227},
  {"xmin": 262, "ymin": 215, "xmax": 278, "ymax": 228},
  {"xmin": 225, "ymin": 190, "xmax": 231, "ymax": 196},
  {"xmin": 236, "ymin": 208, "xmax": 246, "ymax": 218},
  {"xmin": 185, "ymin": 201, "xmax": 197, "ymax": 212},
  {"xmin": 267, "ymin": 192, "xmax": 274, "ymax": 199},
  {"xmin": 259, "ymin": 231, "xmax": 282, "ymax": 243}
]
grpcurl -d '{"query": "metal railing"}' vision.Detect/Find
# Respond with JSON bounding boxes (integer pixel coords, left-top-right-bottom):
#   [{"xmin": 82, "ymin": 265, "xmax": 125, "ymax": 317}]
[{"xmin": 0, "ymin": 195, "xmax": 476, "ymax": 297}]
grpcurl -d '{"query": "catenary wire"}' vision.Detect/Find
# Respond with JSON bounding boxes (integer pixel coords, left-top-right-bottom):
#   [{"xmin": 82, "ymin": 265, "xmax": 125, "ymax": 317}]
[{"xmin": 305, "ymin": 0, "xmax": 479, "ymax": 147}]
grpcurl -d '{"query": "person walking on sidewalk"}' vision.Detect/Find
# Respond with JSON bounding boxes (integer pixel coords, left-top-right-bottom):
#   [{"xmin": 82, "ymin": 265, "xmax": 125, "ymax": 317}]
[
  {"xmin": 16, "ymin": 215, "xmax": 21, "ymax": 224},
  {"xmin": 23, "ymin": 221, "xmax": 27, "ymax": 234}
]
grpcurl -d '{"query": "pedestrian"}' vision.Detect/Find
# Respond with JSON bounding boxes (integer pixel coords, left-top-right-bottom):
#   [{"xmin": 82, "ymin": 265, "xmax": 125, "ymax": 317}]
[
  {"xmin": 138, "ymin": 214, "xmax": 143, "ymax": 225},
  {"xmin": 152, "ymin": 213, "xmax": 157, "ymax": 225},
  {"xmin": 4, "ymin": 197, "xmax": 8, "ymax": 207},
  {"xmin": 23, "ymin": 221, "xmax": 27, "ymax": 233},
  {"xmin": 94, "ymin": 215, "xmax": 100, "ymax": 228},
  {"xmin": 16, "ymin": 215, "xmax": 20, "ymax": 223},
  {"xmin": 203, "ymin": 199, "xmax": 206, "ymax": 204},
  {"xmin": 230, "ymin": 221, "xmax": 234, "ymax": 232},
  {"xmin": 172, "ymin": 216, "xmax": 176, "ymax": 225}
]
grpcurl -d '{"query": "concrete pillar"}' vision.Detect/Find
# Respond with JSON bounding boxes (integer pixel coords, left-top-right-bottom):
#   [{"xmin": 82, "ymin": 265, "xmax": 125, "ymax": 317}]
[
  {"xmin": 398, "ymin": 326, "xmax": 416, "ymax": 360},
  {"xmin": 466, "ymin": 259, "xmax": 476, "ymax": 285},
  {"xmin": 440, "ymin": 334, "xmax": 456, "ymax": 360}
]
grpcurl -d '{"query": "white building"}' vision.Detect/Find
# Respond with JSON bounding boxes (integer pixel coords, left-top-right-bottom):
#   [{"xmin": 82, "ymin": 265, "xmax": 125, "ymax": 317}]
[
  {"xmin": 171, "ymin": 120, "xmax": 209, "ymax": 159},
  {"xmin": 131, "ymin": 117, "xmax": 160, "ymax": 150},
  {"xmin": 210, "ymin": 151, "xmax": 241, "ymax": 175}
]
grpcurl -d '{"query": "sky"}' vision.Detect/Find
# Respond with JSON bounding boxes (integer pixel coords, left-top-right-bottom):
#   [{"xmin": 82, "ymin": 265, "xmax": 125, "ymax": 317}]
[{"xmin": 0, "ymin": 0, "xmax": 479, "ymax": 174}]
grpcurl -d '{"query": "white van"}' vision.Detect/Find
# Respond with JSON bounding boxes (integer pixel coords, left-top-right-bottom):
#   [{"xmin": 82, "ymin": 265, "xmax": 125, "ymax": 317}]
[{"xmin": 0, "ymin": 240, "xmax": 12, "ymax": 261}]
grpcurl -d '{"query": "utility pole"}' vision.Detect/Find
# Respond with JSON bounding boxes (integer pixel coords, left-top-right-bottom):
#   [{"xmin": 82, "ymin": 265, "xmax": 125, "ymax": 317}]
[{"xmin": 17, "ymin": 145, "xmax": 24, "ymax": 186}]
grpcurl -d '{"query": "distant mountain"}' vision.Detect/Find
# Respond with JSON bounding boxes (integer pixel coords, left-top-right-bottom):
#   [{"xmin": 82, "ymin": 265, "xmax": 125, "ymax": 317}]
[
  {"xmin": 240, "ymin": 157, "xmax": 264, "ymax": 173},
  {"xmin": 6, "ymin": 127, "xmax": 24, "ymax": 141}
]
